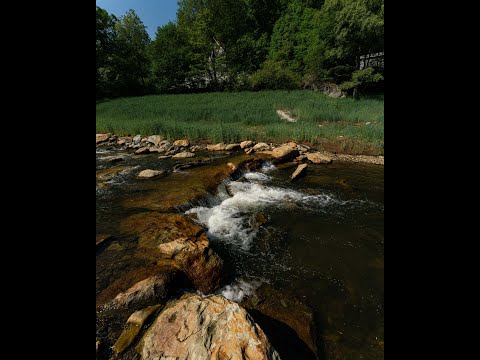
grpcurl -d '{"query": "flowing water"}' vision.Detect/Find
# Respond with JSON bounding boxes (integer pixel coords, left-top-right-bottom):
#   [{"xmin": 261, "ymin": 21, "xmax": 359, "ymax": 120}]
[{"xmin": 96, "ymin": 149, "xmax": 384, "ymax": 359}]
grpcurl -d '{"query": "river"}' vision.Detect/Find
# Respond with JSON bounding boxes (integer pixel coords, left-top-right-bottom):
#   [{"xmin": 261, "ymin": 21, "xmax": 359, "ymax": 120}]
[{"xmin": 96, "ymin": 149, "xmax": 384, "ymax": 359}]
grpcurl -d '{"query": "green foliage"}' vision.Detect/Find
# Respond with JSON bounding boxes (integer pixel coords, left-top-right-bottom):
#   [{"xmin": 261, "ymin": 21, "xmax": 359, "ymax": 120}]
[
  {"xmin": 96, "ymin": 7, "xmax": 117, "ymax": 98},
  {"xmin": 149, "ymin": 22, "xmax": 193, "ymax": 93},
  {"xmin": 96, "ymin": 91, "xmax": 384, "ymax": 154},
  {"xmin": 112, "ymin": 10, "xmax": 151, "ymax": 96},
  {"xmin": 269, "ymin": 1, "xmax": 319, "ymax": 75},
  {"xmin": 249, "ymin": 60, "xmax": 302, "ymax": 90},
  {"xmin": 339, "ymin": 67, "xmax": 384, "ymax": 94},
  {"xmin": 96, "ymin": 0, "xmax": 384, "ymax": 98},
  {"xmin": 321, "ymin": 0, "xmax": 384, "ymax": 65}
]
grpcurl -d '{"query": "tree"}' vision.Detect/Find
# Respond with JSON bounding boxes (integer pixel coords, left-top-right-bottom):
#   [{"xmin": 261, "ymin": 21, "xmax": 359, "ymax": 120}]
[
  {"xmin": 113, "ymin": 9, "xmax": 151, "ymax": 96},
  {"xmin": 96, "ymin": 0, "xmax": 384, "ymax": 98},
  {"xmin": 268, "ymin": 1, "xmax": 319, "ymax": 76},
  {"xmin": 249, "ymin": 60, "xmax": 302, "ymax": 90},
  {"xmin": 149, "ymin": 22, "xmax": 193, "ymax": 93},
  {"xmin": 176, "ymin": 0, "xmax": 276, "ymax": 89},
  {"xmin": 96, "ymin": 6, "xmax": 117, "ymax": 98},
  {"xmin": 339, "ymin": 66, "xmax": 383, "ymax": 97},
  {"xmin": 321, "ymin": 0, "xmax": 384, "ymax": 70}
]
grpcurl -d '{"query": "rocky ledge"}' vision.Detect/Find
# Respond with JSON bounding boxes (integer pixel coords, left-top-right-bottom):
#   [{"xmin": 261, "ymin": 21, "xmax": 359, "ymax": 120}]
[{"xmin": 96, "ymin": 133, "xmax": 384, "ymax": 165}]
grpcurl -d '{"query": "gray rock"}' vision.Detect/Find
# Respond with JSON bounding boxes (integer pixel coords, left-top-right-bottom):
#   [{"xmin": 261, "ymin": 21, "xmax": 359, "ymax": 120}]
[
  {"xmin": 225, "ymin": 143, "xmax": 241, "ymax": 151},
  {"xmin": 135, "ymin": 147, "xmax": 151, "ymax": 155},
  {"xmin": 253, "ymin": 142, "xmax": 270, "ymax": 151},
  {"xmin": 146, "ymin": 135, "xmax": 163, "ymax": 147},
  {"xmin": 133, "ymin": 134, "xmax": 142, "ymax": 145},
  {"xmin": 137, "ymin": 169, "xmax": 165, "ymax": 178},
  {"xmin": 240, "ymin": 140, "xmax": 254, "ymax": 149},
  {"xmin": 172, "ymin": 152, "xmax": 195, "ymax": 158}
]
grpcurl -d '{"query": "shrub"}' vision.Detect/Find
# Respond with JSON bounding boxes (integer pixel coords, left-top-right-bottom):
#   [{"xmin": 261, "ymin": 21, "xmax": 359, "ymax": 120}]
[
  {"xmin": 249, "ymin": 60, "xmax": 302, "ymax": 90},
  {"xmin": 340, "ymin": 67, "xmax": 384, "ymax": 97}
]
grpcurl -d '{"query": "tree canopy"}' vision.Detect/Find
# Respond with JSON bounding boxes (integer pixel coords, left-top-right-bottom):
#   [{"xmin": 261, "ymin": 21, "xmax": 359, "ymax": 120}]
[{"xmin": 96, "ymin": 0, "xmax": 384, "ymax": 99}]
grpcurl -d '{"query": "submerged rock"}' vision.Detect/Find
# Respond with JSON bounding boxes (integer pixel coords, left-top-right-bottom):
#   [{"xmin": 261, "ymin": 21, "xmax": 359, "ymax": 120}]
[
  {"xmin": 291, "ymin": 164, "xmax": 308, "ymax": 182},
  {"xmin": 137, "ymin": 294, "xmax": 281, "ymax": 360},
  {"xmin": 253, "ymin": 213, "xmax": 268, "ymax": 228},
  {"xmin": 121, "ymin": 212, "xmax": 224, "ymax": 294},
  {"xmin": 135, "ymin": 147, "xmax": 152, "ymax": 155},
  {"xmin": 207, "ymin": 143, "xmax": 227, "ymax": 151},
  {"xmin": 96, "ymin": 234, "xmax": 113, "ymax": 249},
  {"xmin": 242, "ymin": 284, "xmax": 318, "ymax": 359},
  {"xmin": 306, "ymin": 152, "xmax": 333, "ymax": 164},
  {"xmin": 123, "ymin": 155, "xmax": 250, "ymax": 211},
  {"xmin": 172, "ymin": 159, "xmax": 210, "ymax": 171},
  {"xmin": 96, "ymin": 166, "xmax": 131, "ymax": 189},
  {"xmin": 172, "ymin": 151, "xmax": 195, "ymax": 158},
  {"xmin": 137, "ymin": 169, "xmax": 165, "ymax": 179},
  {"xmin": 276, "ymin": 162, "xmax": 298, "ymax": 170},
  {"xmin": 107, "ymin": 156, "xmax": 124, "ymax": 163}
]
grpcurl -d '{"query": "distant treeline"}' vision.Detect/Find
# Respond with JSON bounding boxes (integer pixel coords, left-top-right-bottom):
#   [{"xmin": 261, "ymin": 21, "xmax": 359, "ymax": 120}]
[{"xmin": 96, "ymin": 0, "xmax": 384, "ymax": 99}]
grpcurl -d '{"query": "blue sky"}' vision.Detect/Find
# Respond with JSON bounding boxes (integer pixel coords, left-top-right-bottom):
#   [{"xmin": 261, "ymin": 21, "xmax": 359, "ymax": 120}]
[{"xmin": 96, "ymin": 0, "xmax": 179, "ymax": 39}]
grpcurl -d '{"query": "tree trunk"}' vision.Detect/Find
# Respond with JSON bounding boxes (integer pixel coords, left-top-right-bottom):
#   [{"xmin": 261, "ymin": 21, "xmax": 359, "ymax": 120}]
[{"xmin": 211, "ymin": 46, "xmax": 218, "ymax": 88}]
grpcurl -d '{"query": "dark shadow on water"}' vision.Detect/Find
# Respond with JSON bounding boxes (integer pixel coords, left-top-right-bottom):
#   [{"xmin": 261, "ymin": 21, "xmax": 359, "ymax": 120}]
[{"xmin": 247, "ymin": 309, "xmax": 319, "ymax": 360}]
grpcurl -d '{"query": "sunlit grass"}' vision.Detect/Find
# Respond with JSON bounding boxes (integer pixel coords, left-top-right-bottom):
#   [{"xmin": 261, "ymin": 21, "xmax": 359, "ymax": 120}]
[{"xmin": 96, "ymin": 90, "xmax": 384, "ymax": 155}]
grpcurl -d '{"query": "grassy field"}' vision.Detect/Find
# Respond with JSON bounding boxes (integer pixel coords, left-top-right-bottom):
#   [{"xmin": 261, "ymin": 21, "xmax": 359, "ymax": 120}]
[{"xmin": 96, "ymin": 91, "xmax": 384, "ymax": 155}]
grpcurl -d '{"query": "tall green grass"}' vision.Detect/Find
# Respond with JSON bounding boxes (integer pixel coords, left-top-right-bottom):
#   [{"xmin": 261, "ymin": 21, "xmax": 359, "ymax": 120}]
[{"xmin": 96, "ymin": 90, "xmax": 384, "ymax": 154}]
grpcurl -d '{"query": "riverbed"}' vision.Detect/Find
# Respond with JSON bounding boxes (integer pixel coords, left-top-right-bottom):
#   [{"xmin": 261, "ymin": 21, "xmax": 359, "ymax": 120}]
[{"xmin": 96, "ymin": 148, "xmax": 384, "ymax": 359}]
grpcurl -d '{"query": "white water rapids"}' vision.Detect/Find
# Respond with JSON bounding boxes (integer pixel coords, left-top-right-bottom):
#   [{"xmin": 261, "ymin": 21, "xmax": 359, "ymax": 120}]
[{"xmin": 186, "ymin": 163, "xmax": 353, "ymax": 250}]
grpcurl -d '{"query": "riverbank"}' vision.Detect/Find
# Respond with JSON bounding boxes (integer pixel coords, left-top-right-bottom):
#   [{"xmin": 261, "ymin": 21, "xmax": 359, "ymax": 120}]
[
  {"xmin": 96, "ymin": 133, "xmax": 384, "ymax": 166},
  {"xmin": 96, "ymin": 91, "xmax": 384, "ymax": 156}
]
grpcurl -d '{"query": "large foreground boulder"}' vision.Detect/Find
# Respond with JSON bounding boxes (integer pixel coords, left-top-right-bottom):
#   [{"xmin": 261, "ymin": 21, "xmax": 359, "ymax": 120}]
[
  {"xmin": 96, "ymin": 166, "xmax": 131, "ymax": 189},
  {"xmin": 137, "ymin": 294, "xmax": 281, "ymax": 360}
]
